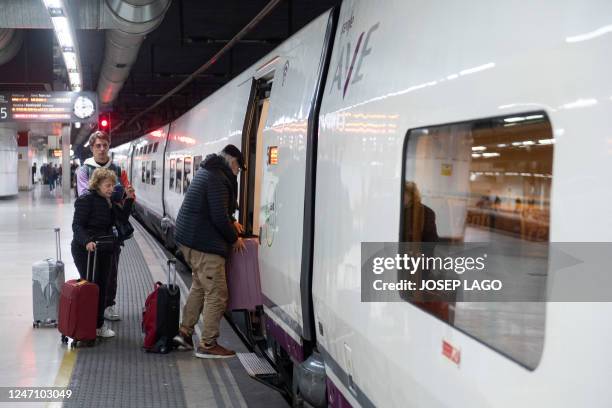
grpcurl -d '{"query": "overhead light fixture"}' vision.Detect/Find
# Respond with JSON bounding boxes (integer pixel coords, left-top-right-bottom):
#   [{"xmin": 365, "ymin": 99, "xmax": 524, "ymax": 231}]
[
  {"xmin": 43, "ymin": 0, "xmax": 82, "ymax": 91},
  {"xmin": 472, "ymin": 146, "xmax": 486, "ymax": 151},
  {"xmin": 538, "ymin": 138, "xmax": 555, "ymax": 145},
  {"xmin": 43, "ymin": 0, "xmax": 63, "ymax": 8}
]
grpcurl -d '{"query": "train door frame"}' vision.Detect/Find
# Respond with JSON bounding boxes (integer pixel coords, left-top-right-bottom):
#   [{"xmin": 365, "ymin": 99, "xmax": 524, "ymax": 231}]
[{"xmin": 239, "ymin": 76, "xmax": 274, "ymax": 237}]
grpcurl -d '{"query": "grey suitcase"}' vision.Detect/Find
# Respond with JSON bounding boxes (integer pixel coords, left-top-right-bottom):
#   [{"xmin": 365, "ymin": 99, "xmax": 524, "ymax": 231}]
[{"xmin": 32, "ymin": 228, "xmax": 65, "ymax": 328}]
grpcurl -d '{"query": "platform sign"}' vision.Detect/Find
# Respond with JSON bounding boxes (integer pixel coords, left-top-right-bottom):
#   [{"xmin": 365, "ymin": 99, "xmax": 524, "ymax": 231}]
[{"xmin": 0, "ymin": 91, "xmax": 98, "ymax": 123}]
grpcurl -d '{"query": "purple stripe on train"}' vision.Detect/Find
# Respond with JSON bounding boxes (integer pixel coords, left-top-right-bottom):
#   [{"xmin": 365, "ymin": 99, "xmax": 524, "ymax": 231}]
[
  {"xmin": 327, "ymin": 377, "xmax": 353, "ymax": 408},
  {"xmin": 264, "ymin": 313, "xmax": 305, "ymax": 363}
]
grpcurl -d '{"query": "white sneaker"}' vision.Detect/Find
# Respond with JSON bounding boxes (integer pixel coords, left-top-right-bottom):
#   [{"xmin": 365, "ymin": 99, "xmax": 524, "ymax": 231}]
[
  {"xmin": 104, "ymin": 305, "xmax": 120, "ymax": 321},
  {"xmin": 96, "ymin": 324, "xmax": 116, "ymax": 338}
]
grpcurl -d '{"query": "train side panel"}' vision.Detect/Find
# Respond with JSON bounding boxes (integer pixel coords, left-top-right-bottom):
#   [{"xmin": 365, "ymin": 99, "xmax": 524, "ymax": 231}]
[{"xmin": 314, "ymin": 0, "xmax": 612, "ymax": 407}]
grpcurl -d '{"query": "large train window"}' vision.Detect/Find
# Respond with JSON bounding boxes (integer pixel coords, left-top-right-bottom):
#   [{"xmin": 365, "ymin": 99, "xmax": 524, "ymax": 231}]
[
  {"xmin": 175, "ymin": 158, "xmax": 183, "ymax": 194},
  {"xmin": 193, "ymin": 155, "xmax": 202, "ymax": 173},
  {"xmin": 169, "ymin": 159, "xmax": 175, "ymax": 190},
  {"xmin": 183, "ymin": 156, "xmax": 192, "ymax": 194},
  {"xmin": 151, "ymin": 161, "xmax": 156, "ymax": 186},
  {"xmin": 145, "ymin": 161, "xmax": 151, "ymax": 184},
  {"xmin": 401, "ymin": 112, "xmax": 553, "ymax": 370}
]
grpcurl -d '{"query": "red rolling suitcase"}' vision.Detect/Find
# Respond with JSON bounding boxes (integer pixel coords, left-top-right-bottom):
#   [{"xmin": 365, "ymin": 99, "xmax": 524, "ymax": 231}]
[{"xmin": 58, "ymin": 248, "xmax": 100, "ymax": 346}]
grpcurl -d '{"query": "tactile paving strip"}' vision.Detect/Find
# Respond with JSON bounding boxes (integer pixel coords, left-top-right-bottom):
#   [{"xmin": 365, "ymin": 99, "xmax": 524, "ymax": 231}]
[
  {"xmin": 65, "ymin": 238, "xmax": 187, "ymax": 408},
  {"xmin": 237, "ymin": 353, "xmax": 276, "ymax": 378}
]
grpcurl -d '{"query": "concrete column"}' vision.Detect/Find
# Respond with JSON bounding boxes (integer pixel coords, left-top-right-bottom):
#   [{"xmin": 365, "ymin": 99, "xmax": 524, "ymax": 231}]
[
  {"xmin": 61, "ymin": 124, "xmax": 71, "ymax": 201},
  {"xmin": 0, "ymin": 123, "xmax": 18, "ymax": 197}
]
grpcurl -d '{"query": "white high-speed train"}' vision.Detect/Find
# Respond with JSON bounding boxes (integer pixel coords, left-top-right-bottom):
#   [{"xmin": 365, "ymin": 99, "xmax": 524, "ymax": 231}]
[{"xmin": 111, "ymin": 1, "xmax": 612, "ymax": 406}]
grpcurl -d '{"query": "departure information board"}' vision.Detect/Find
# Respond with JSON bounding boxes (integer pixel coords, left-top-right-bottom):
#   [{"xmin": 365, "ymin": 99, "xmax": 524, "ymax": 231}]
[{"xmin": 0, "ymin": 91, "xmax": 98, "ymax": 123}]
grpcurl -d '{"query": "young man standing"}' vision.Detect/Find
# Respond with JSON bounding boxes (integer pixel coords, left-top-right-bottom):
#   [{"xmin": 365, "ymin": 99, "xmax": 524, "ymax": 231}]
[{"xmin": 76, "ymin": 130, "xmax": 135, "ymax": 322}]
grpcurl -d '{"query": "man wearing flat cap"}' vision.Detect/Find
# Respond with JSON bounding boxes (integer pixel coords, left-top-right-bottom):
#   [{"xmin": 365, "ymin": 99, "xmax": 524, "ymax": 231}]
[{"xmin": 173, "ymin": 144, "xmax": 246, "ymax": 358}]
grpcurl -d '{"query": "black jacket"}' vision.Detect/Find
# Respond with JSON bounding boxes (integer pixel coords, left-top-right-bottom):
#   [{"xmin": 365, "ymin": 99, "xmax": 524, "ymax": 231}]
[
  {"xmin": 72, "ymin": 189, "xmax": 133, "ymax": 248},
  {"xmin": 175, "ymin": 154, "xmax": 238, "ymax": 258}
]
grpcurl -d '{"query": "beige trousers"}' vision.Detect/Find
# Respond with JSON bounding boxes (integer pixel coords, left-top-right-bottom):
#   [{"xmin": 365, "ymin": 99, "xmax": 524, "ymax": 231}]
[{"xmin": 179, "ymin": 245, "xmax": 227, "ymax": 347}]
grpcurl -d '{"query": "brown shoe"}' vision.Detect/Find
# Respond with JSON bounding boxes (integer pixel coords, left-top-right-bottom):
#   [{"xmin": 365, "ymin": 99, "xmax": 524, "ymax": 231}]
[{"xmin": 194, "ymin": 343, "xmax": 236, "ymax": 359}]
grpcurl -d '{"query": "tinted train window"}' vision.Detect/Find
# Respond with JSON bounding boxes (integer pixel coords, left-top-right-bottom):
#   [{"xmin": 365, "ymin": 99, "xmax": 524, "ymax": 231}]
[
  {"xmin": 183, "ymin": 157, "xmax": 192, "ymax": 194},
  {"xmin": 145, "ymin": 161, "xmax": 150, "ymax": 184},
  {"xmin": 169, "ymin": 159, "xmax": 175, "ymax": 189},
  {"xmin": 175, "ymin": 158, "xmax": 183, "ymax": 194},
  {"xmin": 141, "ymin": 162, "xmax": 145, "ymax": 183},
  {"xmin": 193, "ymin": 155, "xmax": 202, "ymax": 173},
  {"xmin": 151, "ymin": 161, "xmax": 156, "ymax": 185},
  {"xmin": 401, "ymin": 112, "xmax": 553, "ymax": 370},
  {"xmin": 153, "ymin": 142, "xmax": 159, "ymax": 153}
]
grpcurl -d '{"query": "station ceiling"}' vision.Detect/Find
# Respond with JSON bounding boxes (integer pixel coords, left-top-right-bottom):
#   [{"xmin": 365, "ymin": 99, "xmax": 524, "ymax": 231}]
[{"xmin": 82, "ymin": 0, "xmax": 339, "ymax": 145}]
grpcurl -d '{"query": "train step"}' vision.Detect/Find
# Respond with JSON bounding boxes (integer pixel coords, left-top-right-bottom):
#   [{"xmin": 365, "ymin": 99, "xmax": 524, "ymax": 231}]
[{"xmin": 237, "ymin": 352, "xmax": 277, "ymax": 378}]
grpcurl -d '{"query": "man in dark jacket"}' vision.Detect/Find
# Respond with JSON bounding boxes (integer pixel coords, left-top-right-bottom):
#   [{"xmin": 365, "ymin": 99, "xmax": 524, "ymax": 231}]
[{"xmin": 173, "ymin": 144, "xmax": 246, "ymax": 358}]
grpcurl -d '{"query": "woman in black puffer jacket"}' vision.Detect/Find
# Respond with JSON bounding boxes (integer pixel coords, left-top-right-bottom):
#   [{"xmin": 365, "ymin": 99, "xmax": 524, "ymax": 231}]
[{"xmin": 71, "ymin": 168, "xmax": 134, "ymax": 338}]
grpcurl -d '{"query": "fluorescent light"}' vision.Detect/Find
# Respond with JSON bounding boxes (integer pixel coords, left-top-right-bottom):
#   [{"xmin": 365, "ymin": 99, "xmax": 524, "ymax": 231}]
[
  {"xmin": 68, "ymin": 72, "xmax": 81, "ymax": 86},
  {"xmin": 522, "ymin": 140, "xmax": 535, "ymax": 146},
  {"xmin": 472, "ymin": 146, "xmax": 486, "ymax": 151},
  {"xmin": 459, "ymin": 62, "xmax": 495, "ymax": 76},
  {"xmin": 471, "ymin": 153, "xmax": 482, "ymax": 158},
  {"xmin": 497, "ymin": 143, "xmax": 507, "ymax": 148},
  {"xmin": 63, "ymin": 51, "xmax": 77, "ymax": 70},
  {"xmin": 504, "ymin": 116, "xmax": 526, "ymax": 123},
  {"xmin": 512, "ymin": 142, "xmax": 522, "ymax": 146},
  {"xmin": 566, "ymin": 24, "xmax": 612, "ymax": 43},
  {"xmin": 538, "ymin": 138, "xmax": 555, "ymax": 145},
  {"xmin": 482, "ymin": 152, "xmax": 500, "ymax": 158},
  {"xmin": 43, "ymin": 0, "xmax": 63, "ymax": 7},
  {"xmin": 51, "ymin": 17, "xmax": 74, "ymax": 47}
]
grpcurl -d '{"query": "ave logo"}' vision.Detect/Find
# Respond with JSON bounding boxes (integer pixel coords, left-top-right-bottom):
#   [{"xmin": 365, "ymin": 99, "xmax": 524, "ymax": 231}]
[{"xmin": 329, "ymin": 19, "xmax": 380, "ymax": 99}]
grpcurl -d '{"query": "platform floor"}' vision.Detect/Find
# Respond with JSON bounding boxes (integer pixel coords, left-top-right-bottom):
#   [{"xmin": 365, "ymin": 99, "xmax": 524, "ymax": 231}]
[{"xmin": 0, "ymin": 186, "xmax": 287, "ymax": 407}]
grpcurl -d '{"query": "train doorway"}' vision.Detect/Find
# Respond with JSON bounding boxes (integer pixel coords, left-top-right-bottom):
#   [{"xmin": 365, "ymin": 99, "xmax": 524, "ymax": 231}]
[{"xmin": 240, "ymin": 77, "xmax": 273, "ymax": 237}]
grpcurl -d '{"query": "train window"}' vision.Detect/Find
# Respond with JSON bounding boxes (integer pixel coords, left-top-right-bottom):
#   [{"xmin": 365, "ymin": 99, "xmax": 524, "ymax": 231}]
[
  {"xmin": 401, "ymin": 112, "xmax": 553, "ymax": 370},
  {"xmin": 145, "ymin": 161, "xmax": 151, "ymax": 184},
  {"xmin": 153, "ymin": 142, "xmax": 159, "ymax": 153},
  {"xmin": 151, "ymin": 161, "xmax": 156, "ymax": 185},
  {"xmin": 175, "ymin": 158, "xmax": 183, "ymax": 194},
  {"xmin": 193, "ymin": 155, "xmax": 202, "ymax": 173},
  {"xmin": 169, "ymin": 159, "xmax": 175, "ymax": 190},
  {"xmin": 183, "ymin": 157, "xmax": 192, "ymax": 194},
  {"xmin": 141, "ymin": 162, "xmax": 145, "ymax": 183}
]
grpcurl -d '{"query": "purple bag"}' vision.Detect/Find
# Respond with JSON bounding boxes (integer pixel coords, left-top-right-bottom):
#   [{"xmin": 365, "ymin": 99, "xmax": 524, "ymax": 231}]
[{"xmin": 226, "ymin": 238, "xmax": 262, "ymax": 311}]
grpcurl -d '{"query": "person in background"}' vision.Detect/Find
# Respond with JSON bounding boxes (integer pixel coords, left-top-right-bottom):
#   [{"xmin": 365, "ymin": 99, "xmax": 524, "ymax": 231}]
[
  {"xmin": 172, "ymin": 144, "xmax": 246, "ymax": 358},
  {"xmin": 76, "ymin": 131, "xmax": 135, "ymax": 322},
  {"xmin": 31, "ymin": 162, "xmax": 36, "ymax": 185},
  {"xmin": 48, "ymin": 165, "xmax": 56, "ymax": 192},
  {"xmin": 71, "ymin": 168, "xmax": 135, "ymax": 338}
]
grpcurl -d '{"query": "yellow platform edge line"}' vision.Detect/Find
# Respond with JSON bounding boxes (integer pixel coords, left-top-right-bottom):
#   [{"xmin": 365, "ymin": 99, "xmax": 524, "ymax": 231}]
[{"xmin": 46, "ymin": 346, "xmax": 78, "ymax": 408}]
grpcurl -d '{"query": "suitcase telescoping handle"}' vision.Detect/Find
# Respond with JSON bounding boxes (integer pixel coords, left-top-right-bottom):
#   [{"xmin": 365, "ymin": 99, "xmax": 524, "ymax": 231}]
[
  {"xmin": 167, "ymin": 258, "xmax": 177, "ymax": 286},
  {"xmin": 54, "ymin": 227, "xmax": 61, "ymax": 261},
  {"xmin": 86, "ymin": 246, "xmax": 98, "ymax": 282}
]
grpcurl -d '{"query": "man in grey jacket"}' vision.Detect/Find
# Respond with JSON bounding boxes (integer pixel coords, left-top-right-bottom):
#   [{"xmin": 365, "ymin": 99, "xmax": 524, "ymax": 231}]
[{"xmin": 173, "ymin": 144, "xmax": 246, "ymax": 358}]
